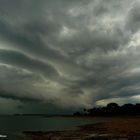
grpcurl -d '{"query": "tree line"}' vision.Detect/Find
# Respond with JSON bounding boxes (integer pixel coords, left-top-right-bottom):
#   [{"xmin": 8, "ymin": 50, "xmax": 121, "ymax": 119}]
[{"xmin": 73, "ymin": 103, "xmax": 140, "ymax": 116}]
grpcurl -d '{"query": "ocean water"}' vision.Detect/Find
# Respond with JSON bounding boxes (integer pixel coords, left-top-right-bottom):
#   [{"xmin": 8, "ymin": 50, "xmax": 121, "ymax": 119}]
[{"xmin": 0, "ymin": 116, "xmax": 106, "ymax": 140}]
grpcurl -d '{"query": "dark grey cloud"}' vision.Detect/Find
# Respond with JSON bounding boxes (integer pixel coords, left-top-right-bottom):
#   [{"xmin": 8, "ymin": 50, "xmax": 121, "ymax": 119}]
[
  {"xmin": 125, "ymin": 2, "xmax": 140, "ymax": 33},
  {"xmin": 0, "ymin": 49, "xmax": 59, "ymax": 79},
  {"xmin": 0, "ymin": 0, "xmax": 140, "ymax": 113}
]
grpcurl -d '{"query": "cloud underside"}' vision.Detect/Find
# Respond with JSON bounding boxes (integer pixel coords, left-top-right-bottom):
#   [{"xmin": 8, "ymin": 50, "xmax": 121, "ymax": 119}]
[{"xmin": 0, "ymin": 0, "xmax": 140, "ymax": 113}]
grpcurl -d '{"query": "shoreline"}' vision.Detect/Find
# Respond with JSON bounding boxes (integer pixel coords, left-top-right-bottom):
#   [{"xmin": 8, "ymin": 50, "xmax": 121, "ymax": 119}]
[{"xmin": 23, "ymin": 116, "xmax": 140, "ymax": 140}]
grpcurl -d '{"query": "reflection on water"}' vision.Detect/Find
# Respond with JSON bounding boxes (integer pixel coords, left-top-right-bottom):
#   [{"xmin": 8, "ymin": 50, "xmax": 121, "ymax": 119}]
[{"xmin": 0, "ymin": 116, "xmax": 106, "ymax": 140}]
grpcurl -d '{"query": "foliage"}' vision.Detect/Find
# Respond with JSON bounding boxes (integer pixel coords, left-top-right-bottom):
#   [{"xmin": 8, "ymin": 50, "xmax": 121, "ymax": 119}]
[{"xmin": 73, "ymin": 103, "xmax": 140, "ymax": 116}]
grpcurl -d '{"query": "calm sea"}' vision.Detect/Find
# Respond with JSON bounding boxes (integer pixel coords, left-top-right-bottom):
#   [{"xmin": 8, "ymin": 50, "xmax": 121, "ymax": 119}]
[{"xmin": 0, "ymin": 116, "xmax": 106, "ymax": 140}]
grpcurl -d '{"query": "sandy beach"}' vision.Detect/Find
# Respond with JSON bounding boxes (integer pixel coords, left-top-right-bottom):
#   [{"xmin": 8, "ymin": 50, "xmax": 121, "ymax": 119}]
[{"xmin": 23, "ymin": 116, "xmax": 140, "ymax": 140}]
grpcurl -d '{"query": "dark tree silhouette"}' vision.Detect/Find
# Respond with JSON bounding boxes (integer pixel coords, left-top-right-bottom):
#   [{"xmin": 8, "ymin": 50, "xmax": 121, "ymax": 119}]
[
  {"xmin": 73, "ymin": 102, "xmax": 140, "ymax": 116},
  {"xmin": 106, "ymin": 103, "xmax": 120, "ymax": 115}
]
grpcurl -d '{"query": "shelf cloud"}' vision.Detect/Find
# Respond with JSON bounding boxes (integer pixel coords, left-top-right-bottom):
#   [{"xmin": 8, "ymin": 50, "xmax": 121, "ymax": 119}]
[{"xmin": 0, "ymin": 0, "xmax": 140, "ymax": 113}]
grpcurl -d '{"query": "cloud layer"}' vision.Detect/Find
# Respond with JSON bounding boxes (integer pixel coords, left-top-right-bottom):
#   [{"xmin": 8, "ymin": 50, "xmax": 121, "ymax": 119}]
[{"xmin": 0, "ymin": 0, "xmax": 140, "ymax": 113}]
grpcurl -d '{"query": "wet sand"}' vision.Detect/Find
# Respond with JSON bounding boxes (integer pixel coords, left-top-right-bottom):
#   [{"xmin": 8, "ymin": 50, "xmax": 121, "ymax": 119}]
[{"xmin": 23, "ymin": 116, "xmax": 140, "ymax": 140}]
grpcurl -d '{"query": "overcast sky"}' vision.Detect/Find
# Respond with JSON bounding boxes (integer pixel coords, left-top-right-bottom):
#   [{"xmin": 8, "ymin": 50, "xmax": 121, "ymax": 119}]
[{"xmin": 0, "ymin": 0, "xmax": 140, "ymax": 114}]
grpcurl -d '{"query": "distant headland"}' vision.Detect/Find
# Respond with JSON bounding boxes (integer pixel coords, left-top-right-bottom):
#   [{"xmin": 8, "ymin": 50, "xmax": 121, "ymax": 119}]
[{"xmin": 73, "ymin": 103, "xmax": 140, "ymax": 116}]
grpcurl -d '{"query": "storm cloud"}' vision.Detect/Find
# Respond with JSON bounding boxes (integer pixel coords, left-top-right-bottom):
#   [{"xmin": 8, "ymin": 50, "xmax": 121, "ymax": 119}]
[{"xmin": 0, "ymin": 0, "xmax": 140, "ymax": 113}]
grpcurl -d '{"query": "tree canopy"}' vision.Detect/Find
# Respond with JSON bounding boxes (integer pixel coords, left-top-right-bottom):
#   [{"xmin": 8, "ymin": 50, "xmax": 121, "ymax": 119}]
[{"xmin": 73, "ymin": 103, "xmax": 140, "ymax": 116}]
